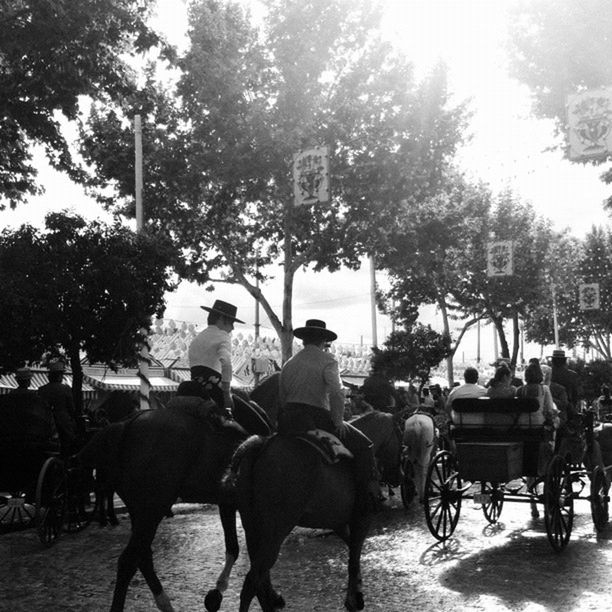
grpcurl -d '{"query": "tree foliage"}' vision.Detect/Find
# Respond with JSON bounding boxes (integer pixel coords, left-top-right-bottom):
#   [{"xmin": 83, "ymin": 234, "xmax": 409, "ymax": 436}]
[
  {"xmin": 79, "ymin": 0, "xmax": 469, "ymax": 361},
  {"xmin": 0, "ymin": 0, "xmax": 166, "ymax": 208},
  {"xmin": 0, "ymin": 212, "xmax": 178, "ymax": 409},
  {"xmin": 370, "ymin": 323, "xmax": 451, "ymax": 385}
]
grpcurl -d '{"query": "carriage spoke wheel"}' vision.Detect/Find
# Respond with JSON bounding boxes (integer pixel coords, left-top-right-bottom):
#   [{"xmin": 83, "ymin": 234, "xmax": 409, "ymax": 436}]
[
  {"xmin": 544, "ymin": 454, "xmax": 574, "ymax": 552},
  {"xmin": 590, "ymin": 465, "xmax": 609, "ymax": 532},
  {"xmin": 424, "ymin": 450, "xmax": 462, "ymax": 541},
  {"xmin": 481, "ymin": 482, "xmax": 504, "ymax": 524},
  {"xmin": 63, "ymin": 466, "xmax": 93, "ymax": 533},
  {"xmin": 35, "ymin": 457, "xmax": 67, "ymax": 547}
]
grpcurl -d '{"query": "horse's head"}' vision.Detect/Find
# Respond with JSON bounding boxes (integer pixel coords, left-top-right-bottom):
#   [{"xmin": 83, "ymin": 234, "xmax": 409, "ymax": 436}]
[
  {"xmin": 352, "ymin": 411, "xmax": 403, "ymax": 487},
  {"xmin": 249, "ymin": 372, "xmax": 281, "ymax": 429}
]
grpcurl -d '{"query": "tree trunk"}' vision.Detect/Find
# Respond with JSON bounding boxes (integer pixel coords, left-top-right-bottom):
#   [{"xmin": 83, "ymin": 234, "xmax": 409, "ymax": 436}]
[
  {"xmin": 511, "ymin": 312, "xmax": 520, "ymax": 367},
  {"xmin": 493, "ymin": 317, "xmax": 510, "ymax": 359},
  {"xmin": 69, "ymin": 351, "xmax": 83, "ymax": 416},
  {"xmin": 438, "ymin": 297, "xmax": 454, "ymax": 387}
]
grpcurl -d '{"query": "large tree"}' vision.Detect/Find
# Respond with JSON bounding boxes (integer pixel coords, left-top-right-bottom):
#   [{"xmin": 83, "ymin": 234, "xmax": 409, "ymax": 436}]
[
  {"xmin": 0, "ymin": 212, "xmax": 177, "ymax": 411},
  {"xmin": 79, "ymin": 0, "xmax": 469, "ymax": 361},
  {"xmin": 379, "ymin": 174, "xmax": 491, "ymax": 384},
  {"xmin": 524, "ymin": 226, "xmax": 612, "ymax": 359},
  {"xmin": 0, "ymin": 0, "xmax": 166, "ymax": 208}
]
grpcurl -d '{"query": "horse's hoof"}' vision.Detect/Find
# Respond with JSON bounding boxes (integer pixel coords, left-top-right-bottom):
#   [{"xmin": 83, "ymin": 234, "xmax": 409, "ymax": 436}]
[
  {"xmin": 272, "ymin": 592, "xmax": 285, "ymax": 608},
  {"xmin": 344, "ymin": 592, "xmax": 364, "ymax": 611},
  {"xmin": 204, "ymin": 588, "xmax": 223, "ymax": 612}
]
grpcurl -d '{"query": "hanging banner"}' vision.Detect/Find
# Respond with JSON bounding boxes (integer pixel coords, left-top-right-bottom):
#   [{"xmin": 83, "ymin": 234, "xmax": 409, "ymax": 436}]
[
  {"xmin": 487, "ymin": 241, "xmax": 513, "ymax": 277},
  {"xmin": 293, "ymin": 146, "xmax": 330, "ymax": 206},
  {"xmin": 567, "ymin": 88, "xmax": 612, "ymax": 161},
  {"xmin": 579, "ymin": 282, "xmax": 600, "ymax": 310}
]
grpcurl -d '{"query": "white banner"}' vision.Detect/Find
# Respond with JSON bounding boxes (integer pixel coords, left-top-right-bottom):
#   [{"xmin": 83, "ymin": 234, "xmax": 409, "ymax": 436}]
[
  {"xmin": 567, "ymin": 88, "xmax": 612, "ymax": 161},
  {"xmin": 579, "ymin": 282, "xmax": 600, "ymax": 310},
  {"xmin": 293, "ymin": 146, "xmax": 330, "ymax": 206},
  {"xmin": 487, "ymin": 241, "xmax": 513, "ymax": 277}
]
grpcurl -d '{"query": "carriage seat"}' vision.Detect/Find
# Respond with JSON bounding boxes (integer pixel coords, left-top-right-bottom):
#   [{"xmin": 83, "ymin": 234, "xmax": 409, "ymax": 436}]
[{"xmin": 450, "ymin": 397, "xmax": 545, "ymax": 443}]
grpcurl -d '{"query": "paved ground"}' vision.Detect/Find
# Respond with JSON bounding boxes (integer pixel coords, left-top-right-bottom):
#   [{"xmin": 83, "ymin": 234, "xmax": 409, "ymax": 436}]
[{"xmin": 2, "ymin": 492, "xmax": 612, "ymax": 611}]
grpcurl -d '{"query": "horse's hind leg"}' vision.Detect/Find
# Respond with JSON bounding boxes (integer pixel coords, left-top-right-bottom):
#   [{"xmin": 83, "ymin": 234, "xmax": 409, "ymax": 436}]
[
  {"xmin": 205, "ymin": 503, "xmax": 240, "ymax": 612},
  {"xmin": 110, "ymin": 514, "xmax": 170, "ymax": 612},
  {"xmin": 240, "ymin": 524, "xmax": 288, "ymax": 612},
  {"xmin": 345, "ymin": 516, "xmax": 370, "ymax": 611}
]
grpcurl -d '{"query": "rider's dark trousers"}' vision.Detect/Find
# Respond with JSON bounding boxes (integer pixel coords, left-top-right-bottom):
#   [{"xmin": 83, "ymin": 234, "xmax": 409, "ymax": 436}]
[
  {"xmin": 190, "ymin": 365, "xmax": 225, "ymax": 416},
  {"xmin": 279, "ymin": 403, "xmax": 377, "ymax": 512}
]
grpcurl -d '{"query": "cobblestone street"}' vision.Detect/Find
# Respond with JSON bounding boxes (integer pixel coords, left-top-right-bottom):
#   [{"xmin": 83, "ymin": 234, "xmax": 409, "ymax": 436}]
[{"xmin": 3, "ymin": 494, "xmax": 612, "ymax": 611}]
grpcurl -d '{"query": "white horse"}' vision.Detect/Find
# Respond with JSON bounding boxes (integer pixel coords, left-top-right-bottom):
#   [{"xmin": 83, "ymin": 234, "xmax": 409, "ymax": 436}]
[{"xmin": 402, "ymin": 411, "xmax": 438, "ymax": 502}]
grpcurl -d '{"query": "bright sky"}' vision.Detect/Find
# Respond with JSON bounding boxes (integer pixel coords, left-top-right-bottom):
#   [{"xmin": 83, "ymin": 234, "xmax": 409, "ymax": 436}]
[{"xmin": 3, "ymin": 0, "xmax": 607, "ymax": 364}]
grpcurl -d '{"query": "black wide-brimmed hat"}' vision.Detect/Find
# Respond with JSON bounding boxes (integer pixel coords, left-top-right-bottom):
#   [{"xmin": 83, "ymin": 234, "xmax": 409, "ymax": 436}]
[
  {"xmin": 551, "ymin": 349, "xmax": 567, "ymax": 359},
  {"xmin": 293, "ymin": 319, "xmax": 337, "ymax": 342},
  {"xmin": 200, "ymin": 299, "xmax": 244, "ymax": 324}
]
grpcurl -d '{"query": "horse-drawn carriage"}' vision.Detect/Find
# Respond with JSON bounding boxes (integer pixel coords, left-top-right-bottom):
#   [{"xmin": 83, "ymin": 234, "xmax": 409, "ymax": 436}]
[
  {"xmin": 423, "ymin": 396, "xmax": 611, "ymax": 552},
  {"xmin": 0, "ymin": 393, "xmax": 94, "ymax": 546}
]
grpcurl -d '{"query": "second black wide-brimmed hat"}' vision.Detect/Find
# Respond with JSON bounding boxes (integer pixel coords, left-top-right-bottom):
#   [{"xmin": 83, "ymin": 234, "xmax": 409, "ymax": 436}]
[
  {"xmin": 201, "ymin": 299, "xmax": 245, "ymax": 324},
  {"xmin": 293, "ymin": 319, "xmax": 337, "ymax": 342}
]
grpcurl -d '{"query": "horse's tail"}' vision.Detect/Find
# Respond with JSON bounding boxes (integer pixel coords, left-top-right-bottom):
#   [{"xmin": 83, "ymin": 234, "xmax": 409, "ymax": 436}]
[{"xmin": 222, "ymin": 434, "xmax": 268, "ymax": 506}]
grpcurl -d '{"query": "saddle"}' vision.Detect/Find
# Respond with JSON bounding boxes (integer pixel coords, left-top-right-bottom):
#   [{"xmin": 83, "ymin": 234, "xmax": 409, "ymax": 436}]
[{"xmin": 293, "ymin": 429, "xmax": 354, "ymax": 464}]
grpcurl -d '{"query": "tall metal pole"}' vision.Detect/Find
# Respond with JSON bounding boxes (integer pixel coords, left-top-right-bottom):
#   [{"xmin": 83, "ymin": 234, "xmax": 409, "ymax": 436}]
[
  {"xmin": 551, "ymin": 280, "xmax": 560, "ymax": 347},
  {"xmin": 370, "ymin": 255, "xmax": 378, "ymax": 348},
  {"xmin": 135, "ymin": 114, "xmax": 150, "ymax": 411},
  {"xmin": 476, "ymin": 319, "xmax": 481, "ymax": 364}
]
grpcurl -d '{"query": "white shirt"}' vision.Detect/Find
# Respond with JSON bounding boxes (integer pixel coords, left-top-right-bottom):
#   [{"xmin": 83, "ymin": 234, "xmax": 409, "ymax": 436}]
[
  {"xmin": 188, "ymin": 325, "xmax": 233, "ymax": 383},
  {"xmin": 447, "ymin": 382, "xmax": 487, "ymax": 406}
]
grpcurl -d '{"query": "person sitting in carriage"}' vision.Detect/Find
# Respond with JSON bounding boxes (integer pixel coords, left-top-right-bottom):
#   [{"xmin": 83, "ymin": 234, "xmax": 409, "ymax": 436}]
[
  {"xmin": 38, "ymin": 360, "xmax": 78, "ymax": 456},
  {"xmin": 278, "ymin": 319, "xmax": 380, "ymax": 515},
  {"xmin": 188, "ymin": 299, "xmax": 243, "ymax": 422}
]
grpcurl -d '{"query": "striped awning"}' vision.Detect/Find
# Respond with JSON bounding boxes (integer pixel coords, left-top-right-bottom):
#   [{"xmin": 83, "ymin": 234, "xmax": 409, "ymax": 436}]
[
  {"xmin": 0, "ymin": 371, "xmax": 97, "ymax": 399},
  {"xmin": 84, "ymin": 372, "xmax": 179, "ymax": 393}
]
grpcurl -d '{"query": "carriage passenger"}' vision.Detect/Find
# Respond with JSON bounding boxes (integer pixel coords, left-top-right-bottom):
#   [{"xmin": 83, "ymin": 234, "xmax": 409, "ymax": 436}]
[
  {"xmin": 278, "ymin": 319, "xmax": 381, "ymax": 514},
  {"xmin": 486, "ymin": 363, "xmax": 517, "ymax": 399},
  {"xmin": 38, "ymin": 361, "xmax": 78, "ymax": 456},
  {"xmin": 516, "ymin": 362, "xmax": 560, "ymax": 474},
  {"xmin": 188, "ymin": 299, "xmax": 243, "ymax": 421}
]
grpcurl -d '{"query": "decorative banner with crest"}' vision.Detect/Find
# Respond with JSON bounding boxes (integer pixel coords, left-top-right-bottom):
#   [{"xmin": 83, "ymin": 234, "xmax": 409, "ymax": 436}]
[
  {"xmin": 487, "ymin": 241, "xmax": 513, "ymax": 277},
  {"xmin": 567, "ymin": 88, "xmax": 612, "ymax": 161},
  {"xmin": 579, "ymin": 282, "xmax": 600, "ymax": 310},
  {"xmin": 293, "ymin": 146, "xmax": 330, "ymax": 206}
]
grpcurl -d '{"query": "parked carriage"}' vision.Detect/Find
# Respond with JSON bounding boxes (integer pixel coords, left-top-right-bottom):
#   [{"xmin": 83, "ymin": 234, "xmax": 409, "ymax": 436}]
[
  {"xmin": 0, "ymin": 393, "xmax": 94, "ymax": 546},
  {"xmin": 423, "ymin": 396, "xmax": 610, "ymax": 552}
]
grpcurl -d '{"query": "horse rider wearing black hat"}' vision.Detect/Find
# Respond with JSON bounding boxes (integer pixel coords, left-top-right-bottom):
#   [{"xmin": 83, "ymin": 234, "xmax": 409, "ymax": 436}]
[
  {"xmin": 188, "ymin": 299, "xmax": 244, "ymax": 421},
  {"xmin": 278, "ymin": 319, "xmax": 380, "ymax": 514},
  {"xmin": 550, "ymin": 349, "xmax": 581, "ymax": 418}
]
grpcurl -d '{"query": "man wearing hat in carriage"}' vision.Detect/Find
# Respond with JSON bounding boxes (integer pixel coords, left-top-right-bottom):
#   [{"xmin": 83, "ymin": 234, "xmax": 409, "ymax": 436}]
[
  {"xmin": 38, "ymin": 360, "xmax": 78, "ymax": 456},
  {"xmin": 278, "ymin": 318, "xmax": 381, "ymax": 515},
  {"xmin": 188, "ymin": 299, "xmax": 244, "ymax": 421},
  {"xmin": 550, "ymin": 349, "xmax": 582, "ymax": 418}
]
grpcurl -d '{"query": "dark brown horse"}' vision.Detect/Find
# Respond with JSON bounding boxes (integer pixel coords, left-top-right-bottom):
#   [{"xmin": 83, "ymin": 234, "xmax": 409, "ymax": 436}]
[
  {"xmin": 232, "ymin": 410, "xmax": 403, "ymax": 611},
  {"xmin": 78, "ymin": 396, "xmax": 270, "ymax": 612}
]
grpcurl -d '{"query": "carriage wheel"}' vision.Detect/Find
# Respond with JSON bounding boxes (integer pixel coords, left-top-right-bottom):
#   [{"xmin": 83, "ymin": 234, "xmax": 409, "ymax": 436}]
[
  {"xmin": 423, "ymin": 450, "xmax": 462, "ymax": 541},
  {"xmin": 590, "ymin": 465, "xmax": 609, "ymax": 532},
  {"xmin": 400, "ymin": 457, "xmax": 417, "ymax": 508},
  {"xmin": 35, "ymin": 457, "xmax": 67, "ymax": 547},
  {"xmin": 544, "ymin": 454, "xmax": 574, "ymax": 552},
  {"xmin": 480, "ymin": 482, "xmax": 504, "ymax": 524},
  {"xmin": 63, "ymin": 466, "xmax": 94, "ymax": 533}
]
